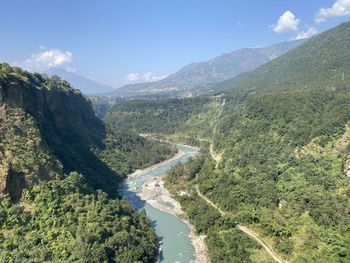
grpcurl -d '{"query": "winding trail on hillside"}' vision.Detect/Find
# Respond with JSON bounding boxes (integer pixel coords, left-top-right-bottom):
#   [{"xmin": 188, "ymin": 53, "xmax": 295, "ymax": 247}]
[
  {"xmin": 195, "ymin": 185, "xmax": 225, "ymax": 216},
  {"xmin": 209, "ymin": 143, "xmax": 222, "ymax": 168},
  {"xmin": 195, "ymin": 185, "xmax": 287, "ymax": 263},
  {"xmin": 198, "ymin": 138, "xmax": 222, "ymax": 168},
  {"xmin": 236, "ymin": 226, "xmax": 286, "ymax": 263}
]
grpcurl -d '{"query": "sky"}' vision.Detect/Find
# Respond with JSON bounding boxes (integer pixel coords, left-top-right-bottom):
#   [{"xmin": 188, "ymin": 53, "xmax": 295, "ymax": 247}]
[{"xmin": 1, "ymin": 0, "xmax": 350, "ymax": 87}]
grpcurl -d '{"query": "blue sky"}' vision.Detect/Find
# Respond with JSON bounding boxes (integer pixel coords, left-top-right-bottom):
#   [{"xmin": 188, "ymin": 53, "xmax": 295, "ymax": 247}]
[{"xmin": 1, "ymin": 0, "xmax": 350, "ymax": 87}]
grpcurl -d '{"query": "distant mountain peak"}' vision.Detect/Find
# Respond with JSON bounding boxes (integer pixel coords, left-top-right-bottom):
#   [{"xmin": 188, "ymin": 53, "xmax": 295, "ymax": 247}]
[
  {"xmin": 45, "ymin": 68, "xmax": 114, "ymax": 95},
  {"xmin": 105, "ymin": 39, "xmax": 305, "ymax": 98}
]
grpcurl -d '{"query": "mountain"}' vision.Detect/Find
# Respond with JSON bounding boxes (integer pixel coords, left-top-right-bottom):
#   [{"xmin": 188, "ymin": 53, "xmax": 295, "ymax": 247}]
[
  {"xmin": 45, "ymin": 68, "xmax": 114, "ymax": 95},
  {"xmin": 107, "ymin": 39, "xmax": 305, "ymax": 98},
  {"xmin": 104, "ymin": 97, "xmax": 215, "ymax": 137},
  {"xmin": 219, "ymin": 21, "xmax": 350, "ymax": 94},
  {"xmin": 0, "ymin": 63, "xmax": 174, "ymax": 198},
  {"xmin": 104, "ymin": 21, "xmax": 350, "ymax": 262},
  {"xmin": 0, "ymin": 63, "xmax": 176, "ymax": 262}
]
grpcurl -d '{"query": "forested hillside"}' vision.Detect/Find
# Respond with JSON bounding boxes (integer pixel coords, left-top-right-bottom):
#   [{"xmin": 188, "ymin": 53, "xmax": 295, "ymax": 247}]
[
  {"xmin": 105, "ymin": 21, "xmax": 350, "ymax": 262},
  {"xmin": 167, "ymin": 21, "xmax": 350, "ymax": 263},
  {"xmin": 0, "ymin": 173, "xmax": 158, "ymax": 262},
  {"xmin": 0, "ymin": 63, "xmax": 174, "ymax": 262},
  {"xmin": 166, "ymin": 87, "xmax": 350, "ymax": 262},
  {"xmin": 104, "ymin": 97, "xmax": 221, "ymax": 140},
  {"xmin": 218, "ymin": 21, "xmax": 350, "ymax": 95}
]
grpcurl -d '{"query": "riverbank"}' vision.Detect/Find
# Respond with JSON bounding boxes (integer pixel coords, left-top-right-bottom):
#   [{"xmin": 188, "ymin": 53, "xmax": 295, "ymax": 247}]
[
  {"xmin": 126, "ymin": 145, "xmax": 209, "ymax": 263},
  {"xmin": 127, "ymin": 143, "xmax": 198, "ymax": 180},
  {"xmin": 138, "ymin": 175, "xmax": 209, "ymax": 263},
  {"xmin": 127, "ymin": 149, "xmax": 186, "ymax": 179}
]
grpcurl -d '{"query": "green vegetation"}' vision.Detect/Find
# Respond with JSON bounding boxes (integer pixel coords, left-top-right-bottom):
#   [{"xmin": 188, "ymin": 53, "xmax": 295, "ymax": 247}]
[
  {"xmin": 105, "ymin": 97, "xmax": 210, "ymax": 133},
  {"xmin": 108, "ymin": 21, "xmax": 350, "ymax": 262},
  {"xmin": 104, "ymin": 96, "xmax": 226, "ymax": 141},
  {"xmin": 165, "ymin": 89, "xmax": 350, "ymax": 261},
  {"xmin": 88, "ymin": 96, "xmax": 125, "ymax": 119},
  {"xmin": 0, "ymin": 106, "xmax": 62, "ymax": 200},
  {"xmin": 0, "ymin": 62, "xmax": 174, "ymax": 197},
  {"xmin": 0, "ymin": 172, "xmax": 157, "ymax": 262},
  {"xmin": 0, "ymin": 63, "xmax": 175, "ymax": 261},
  {"xmin": 2, "ymin": 16, "xmax": 350, "ymax": 263},
  {"xmin": 97, "ymin": 129, "xmax": 176, "ymax": 176},
  {"xmin": 218, "ymin": 21, "xmax": 350, "ymax": 95}
]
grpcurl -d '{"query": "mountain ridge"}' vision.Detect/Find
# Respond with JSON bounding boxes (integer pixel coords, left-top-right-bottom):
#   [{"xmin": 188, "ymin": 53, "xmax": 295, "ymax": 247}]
[
  {"xmin": 219, "ymin": 21, "xmax": 350, "ymax": 94},
  {"xmin": 0, "ymin": 63, "xmax": 174, "ymax": 198},
  {"xmin": 106, "ymin": 39, "xmax": 305, "ymax": 98},
  {"xmin": 104, "ymin": 20, "xmax": 350, "ymax": 262}
]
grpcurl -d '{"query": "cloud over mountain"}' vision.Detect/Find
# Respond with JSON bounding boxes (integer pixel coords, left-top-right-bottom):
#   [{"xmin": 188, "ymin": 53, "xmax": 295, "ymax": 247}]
[
  {"xmin": 16, "ymin": 49, "xmax": 73, "ymax": 71},
  {"xmin": 273, "ymin": 11, "xmax": 300, "ymax": 33},
  {"xmin": 316, "ymin": 0, "xmax": 350, "ymax": 23}
]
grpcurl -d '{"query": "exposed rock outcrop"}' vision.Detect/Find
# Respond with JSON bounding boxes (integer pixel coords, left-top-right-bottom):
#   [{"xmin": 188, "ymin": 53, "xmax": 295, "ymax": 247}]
[{"xmin": 0, "ymin": 64, "xmax": 117, "ymax": 199}]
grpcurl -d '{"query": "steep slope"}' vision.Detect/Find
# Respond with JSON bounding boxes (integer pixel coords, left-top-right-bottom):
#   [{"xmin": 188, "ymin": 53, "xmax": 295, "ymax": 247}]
[
  {"xmin": 163, "ymin": 21, "xmax": 350, "ymax": 263},
  {"xmin": 107, "ymin": 40, "xmax": 304, "ymax": 98},
  {"xmin": 0, "ymin": 63, "xmax": 176, "ymax": 262},
  {"xmin": 0, "ymin": 173, "xmax": 158, "ymax": 262},
  {"xmin": 105, "ymin": 97, "xmax": 216, "ymax": 137},
  {"xmin": 0, "ymin": 64, "xmax": 115, "ymax": 197},
  {"xmin": 88, "ymin": 95, "xmax": 127, "ymax": 118},
  {"xmin": 0, "ymin": 63, "xmax": 174, "ymax": 198},
  {"xmin": 219, "ymin": 21, "xmax": 350, "ymax": 94},
  {"xmin": 161, "ymin": 90, "xmax": 350, "ymax": 262},
  {"xmin": 0, "ymin": 105, "xmax": 62, "ymax": 200},
  {"xmin": 104, "ymin": 21, "xmax": 350, "ymax": 262},
  {"xmin": 46, "ymin": 68, "xmax": 114, "ymax": 95}
]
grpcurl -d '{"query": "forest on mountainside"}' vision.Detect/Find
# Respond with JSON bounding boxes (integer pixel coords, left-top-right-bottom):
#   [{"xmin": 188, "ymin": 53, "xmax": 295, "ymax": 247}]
[
  {"xmin": 106, "ymin": 21, "xmax": 350, "ymax": 262},
  {"xmin": 0, "ymin": 63, "xmax": 175, "ymax": 262},
  {"xmin": 218, "ymin": 21, "xmax": 350, "ymax": 95},
  {"xmin": 0, "ymin": 172, "xmax": 158, "ymax": 262},
  {"xmin": 165, "ymin": 87, "xmax": 350, "ymax": 262}
]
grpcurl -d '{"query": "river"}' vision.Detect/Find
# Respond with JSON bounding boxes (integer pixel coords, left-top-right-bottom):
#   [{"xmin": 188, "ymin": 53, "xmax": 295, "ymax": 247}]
[{"xmin": 121, "ymin": 144, "xmax": 198, "ymax": 263}]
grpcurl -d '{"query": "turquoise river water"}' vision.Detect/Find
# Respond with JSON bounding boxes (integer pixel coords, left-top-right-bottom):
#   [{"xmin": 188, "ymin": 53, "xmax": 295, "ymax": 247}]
[{"xmin": 121, "ymin": 144, "xmax": 198, "ymax": 263}]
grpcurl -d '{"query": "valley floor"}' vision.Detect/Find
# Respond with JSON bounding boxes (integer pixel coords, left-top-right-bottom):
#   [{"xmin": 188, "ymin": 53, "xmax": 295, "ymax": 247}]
[
  {"xmin": 127, "ymin": 146, "xmax": 210, "ymax": 263},
  {"xmin": 140, "ymin": 176, "xmax": 209, "ymax": 263}
]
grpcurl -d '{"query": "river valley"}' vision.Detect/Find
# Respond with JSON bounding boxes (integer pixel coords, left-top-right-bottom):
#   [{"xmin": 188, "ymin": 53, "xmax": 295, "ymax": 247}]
[{"xmin": 121, "ymin": 144, "xmax": 201, "ymax": 263}]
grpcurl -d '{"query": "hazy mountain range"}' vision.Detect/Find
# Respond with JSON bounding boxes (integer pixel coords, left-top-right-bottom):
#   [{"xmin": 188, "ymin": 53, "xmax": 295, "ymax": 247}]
[
  {"xmin": 105, "ymin": 39, "xmax": 305, "ymax": 98},
  {"xmin": 47, "ymin": 39, "xmax": 305, "ymax": 97},
  {"xmin": 45, "ymin": 68, "xmax": 114, "ymax": 95}
]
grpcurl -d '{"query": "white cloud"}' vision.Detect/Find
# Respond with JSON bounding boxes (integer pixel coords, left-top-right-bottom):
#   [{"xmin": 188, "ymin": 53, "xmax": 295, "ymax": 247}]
[
  {"xmin": 295, "ymin": 27, "xmax": 318, "ymax": 40},
  {"xmin": 316, "ymin": 0, "xmax": 350, "ymax": 23},
  {"xmin": 273, "ymin": 11, "xmax": 300, "ymax": 33},
  {"xmin": 123, "ymin": 72, "xmax": 168, "ymax": 83},
  {"xmin": 16, "ymin": 49, "xmax": 73, "ymax": 71}
]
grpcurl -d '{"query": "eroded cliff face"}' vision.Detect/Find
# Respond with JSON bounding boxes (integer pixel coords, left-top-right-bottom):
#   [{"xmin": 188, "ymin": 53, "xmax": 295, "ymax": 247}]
[
  {"xmin": 0, "ymin": 66, "xmax": 112, "ymax": 199},
  {"xmin": 0, "ymin": 146, "xmax": 10, "ymax": 198},
  {"xmin": 0, "ymin": 73, "xmax": 105, "ymax": 145},
  {"xmin": 0, "ymin": 100, "xmax": 62, "ymax": 199}
]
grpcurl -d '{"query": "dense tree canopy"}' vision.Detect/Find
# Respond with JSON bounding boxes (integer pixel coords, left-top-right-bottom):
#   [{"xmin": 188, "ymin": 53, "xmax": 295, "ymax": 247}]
[
  {"xmin": 0, "ymin": 173, "xmax": 158, "ymax": 263},
  {"xmin": 110, "ymin": 21, "xmax": 350, "ymax": 262},
  {"xmin": 0, "ymin": 63, "xmax": 175, "ymax": 262}
]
